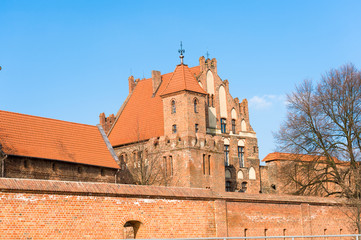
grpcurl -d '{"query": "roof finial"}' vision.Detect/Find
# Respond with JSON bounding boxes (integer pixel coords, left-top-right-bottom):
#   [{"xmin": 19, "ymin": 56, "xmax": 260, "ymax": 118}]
[
  {"xmin": 178, "ymin": 41, "xmax": 185, "ymax": 64},
  {"xmin": 206, "ymin": 49, "xmax": 210, "ymax": 59}
]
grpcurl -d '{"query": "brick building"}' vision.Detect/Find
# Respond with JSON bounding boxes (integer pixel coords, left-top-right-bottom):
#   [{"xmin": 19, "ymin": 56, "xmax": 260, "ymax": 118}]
[
  {"xmin": 0, "ymin": 110, "xmax": 132, "ymax": 184},
  {"xmin": 100, "ymin": 56, "xmax": 260, "ymax": 193}
]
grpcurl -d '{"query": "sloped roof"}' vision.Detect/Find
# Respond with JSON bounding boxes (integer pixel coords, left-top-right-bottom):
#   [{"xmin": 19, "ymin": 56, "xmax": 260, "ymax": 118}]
[
  {"xmin": 108, "ymin": 65, "xmax": 202, "ymax": 147},
  {"xmin": 161, "ymin": 64, "xmax": 207, "ymax": 96},
  {"xmin": 0, "ymin": 110, "xmax": 119, "ymax": 169},
  {"xmin": 262, "ymin": 152, "xmax": 342, "ymax": 163}
]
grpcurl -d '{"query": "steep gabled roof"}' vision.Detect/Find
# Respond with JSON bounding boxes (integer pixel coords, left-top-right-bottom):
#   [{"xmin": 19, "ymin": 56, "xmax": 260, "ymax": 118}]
[
  {"xmin": 160, "ymin": 64, "xmax": 207, "ymax": 96},
  {"xmin": 108, "ymin": 65, "xmax": 202, "ymax": 147},
  {"xmin": 0, "ymin": 110, "xmax": 119, "ymax": 169}
]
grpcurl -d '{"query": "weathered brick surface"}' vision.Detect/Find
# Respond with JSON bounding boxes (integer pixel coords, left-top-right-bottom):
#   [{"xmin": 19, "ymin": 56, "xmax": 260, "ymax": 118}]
[{"xmin": 0, "ymin": 178, "xmax": 357, "ymax": 239}]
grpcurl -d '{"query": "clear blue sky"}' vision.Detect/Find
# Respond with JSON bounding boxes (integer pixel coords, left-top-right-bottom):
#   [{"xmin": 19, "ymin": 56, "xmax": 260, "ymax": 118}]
[{"xmin": 1, "ymin": 0, "xmax": 361, "ymax": 160}]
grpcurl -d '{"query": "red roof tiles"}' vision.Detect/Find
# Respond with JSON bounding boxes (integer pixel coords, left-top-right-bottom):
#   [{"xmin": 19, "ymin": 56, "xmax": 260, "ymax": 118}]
[
  {"xmin": 161, "ymin": 64, "xmax": 207, "ymax": 96},
  {"xmin": 262, "ymin": 152, "xmax": 342, "ymax": 163},
  {"xmin": 0, "ymin": 110, "xmax": 119, "ymax": 169},
  {"xmin": 108, "ymin": 65, "xmax": 202, "ymax": 147}
]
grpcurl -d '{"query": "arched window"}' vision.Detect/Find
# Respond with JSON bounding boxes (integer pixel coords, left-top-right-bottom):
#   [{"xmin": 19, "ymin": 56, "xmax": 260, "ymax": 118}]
[
  {"xmin": 225, "ymin": 169, "xmax": 231, "ymax": 179},
  {"xmin": 221, "ymin": 118, "xmax": 227, "ymax": 133},
  {"xmin": 194, "ymin": 98, "xmax": 198, "ymax": 113},
  {"xmin": 172, "ymin": 124, "xmax": 177, "ymax": 134},
  {"xmin": 225, "ymin": 181, "xmax": 232, "ymax": 192},
  {"xmin": 219, "ymin": 85, "xmax": 227, "ymax": 118},
  {"xmin": 238, "ymin": 140, "xmax": 245, "ymax": 168},
  {"xmin": 237, "ymin": 170, "xmax": 244, "ymax": 179},
  {"xmin": 232, "ymin": 119, "xmax": 236, "ymax": 133},
  {"xmin": 249, "ymin": 167, "xmax": 256, "ymax": 180},
  {"xmin": 224, "ymin": 144, "xmax": 229, "ymax": 166},
  {"xmin": 241, "ymin": 119, "xmax": 247, "ymax": 131},
  {"xmin": 171, "ymin": 100, "xmax": 176, "ymax": 114},
  {"xmin": 206, "ymin": 71, "xmax": 215, "ymax": 94}
]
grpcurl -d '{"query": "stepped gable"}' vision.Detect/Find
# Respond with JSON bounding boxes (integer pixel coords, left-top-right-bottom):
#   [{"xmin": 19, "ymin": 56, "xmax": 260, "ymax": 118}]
[
  {"xmin": 108, "ymin": 65, "xmax": 201, "ymax": 147},
  {"xmin": 160, "ymin": 64, "xmax": 206, "ymax": 96},
  {"xmin": 0, "ymin": 110, "xmax": 119, "ymax": 169}
]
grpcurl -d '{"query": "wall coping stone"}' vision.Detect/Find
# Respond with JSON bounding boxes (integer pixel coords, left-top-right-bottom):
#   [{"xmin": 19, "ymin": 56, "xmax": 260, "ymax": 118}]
[{"xmin": 0, "ymin": 178, "xmax": 344, "ymax": 206}]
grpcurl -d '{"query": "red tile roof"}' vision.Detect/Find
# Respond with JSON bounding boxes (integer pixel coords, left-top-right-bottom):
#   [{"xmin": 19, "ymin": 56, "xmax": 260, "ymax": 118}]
[
  {"xmin": 0, "ymin": 110, "xmax": 119, "ymax": 169},
  {"xmin": 262, "ymin": 152, "xmax": 342, "ymax": 163},
  {"xmin": 108, "ymin": 65, "xmax": 202, "ymax": 147},
  {"xmin": 161, "ymin": 64, "xmax": 207, "ymax": 96}
]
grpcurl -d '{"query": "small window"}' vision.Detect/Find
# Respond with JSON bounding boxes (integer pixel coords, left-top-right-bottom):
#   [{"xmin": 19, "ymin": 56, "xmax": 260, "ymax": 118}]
[
  {"xmin": 208, "ymin": 155, "xmax": 211, "ymax": 175},
  {"xmin": 101, "ymin": 168, "xmax": 105, "ymax": 176},
  {"xmin": 194, "ymin": 98, "xmax": 198, "ymax": 113},
  {"xmin": 78, "ymin": 166, "xmax": 83, "ymax": 174},
  {"xmin": 240, "ymin": 182, "xmax": 247, "ymax": 192},
  {"xmin": 172, "ymin": 124, "xmax": 177, "ymax": 134},
  {"xmin": 224, "ymin": 145, "xmax": 229, "ymax": 166},
  {"xmin": 232, "ymin": 119, "xmax": 236, "ymax": 133},
  {"xmin": 221, "ymin": 118, "xmax": 227, "ymax": 133},
  {"xmin": 24, "ymin": 160, "xmax": 29, "ymax": 168},
  {"xmin": 202, "ymin": 154, "xmax": 206, "ymax": 175},
  {"xmin": 169, "ymin": 155, "xmax": 173, "ymax": 176},
  {"xmin": 52, "ymin": 162, "xmax": 56, "ymax": 172},
  {"xmin": 171, "ymin": 100, "xmax": 176, "ymax": 114},
  {"xmin": 238, "ymin": 146, "xmax": 244, "ymax": 168},
  {"xmin": 195, "ymin": 124, "xmax": 199, "ymax": 133},
  {"xmin": 225, "ymin": 181, "xmax": 232, "ymax": 192}
]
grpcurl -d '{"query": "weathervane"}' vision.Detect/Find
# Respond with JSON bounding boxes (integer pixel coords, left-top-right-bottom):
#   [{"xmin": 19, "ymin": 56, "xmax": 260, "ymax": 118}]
[{"xmin": 178, "ymin": 41, "xmax": 185, "ymax": 64}]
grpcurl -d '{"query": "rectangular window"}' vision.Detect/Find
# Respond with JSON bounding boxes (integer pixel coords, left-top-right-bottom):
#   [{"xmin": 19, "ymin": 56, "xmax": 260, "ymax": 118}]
[
  {"xmin": 195, "ymin": 124, "xmax": 199, "ymax": 133},
  {"xmin": 232, "ymin": 119, "xmax": 236, "ymax": 133},
  {"xmin": 238, "ymin": 146, "xmax": 244, "ymax": 168},
  {"xmin": 224, "ymin": 145, "xmax": 229, "ymax": 166},
  {"xmin": 221, "ymin": 118, "xmax": 226, "ymax": 133},
  {"xmin": 163, "ymin": 156, "xmax": 167, "ymax": 176},
  {"xmin": 208, "ymin": 155, "xmax": 211, "ymax": 175},
  {"xmin": 202, "ymin": 154, "xmax": 206, "ymax": 175},
  {"xmin": 168, "ymin": 156, "xmax": 173, "ymax": 176},
  {"xmin": 172, "ymin": 124, "xmax": 177, "ymax": 134}
]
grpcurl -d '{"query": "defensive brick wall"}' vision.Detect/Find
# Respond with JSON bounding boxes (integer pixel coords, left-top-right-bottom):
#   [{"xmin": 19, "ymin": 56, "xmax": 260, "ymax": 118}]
[{"xmin": 0, "ymin": 178, "xmax": 356, "ymax": 239}]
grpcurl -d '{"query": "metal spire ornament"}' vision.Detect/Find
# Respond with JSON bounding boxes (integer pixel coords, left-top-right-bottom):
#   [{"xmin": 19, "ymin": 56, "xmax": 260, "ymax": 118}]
[{"xmin": 178, "ymin": 41, "xmax": 185, "ymax": 64}]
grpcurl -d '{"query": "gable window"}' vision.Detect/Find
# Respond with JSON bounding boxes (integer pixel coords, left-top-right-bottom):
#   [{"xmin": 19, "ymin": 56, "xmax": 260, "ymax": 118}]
[
  {"xmin": 172, "ymin": 124, "xmax": 177, "ymax": 134},
  {"xmin": 221, "ymin": 118, "xmax": 227, "ymax": 133},
  {"xmin": 171, "ymin": 100, "xmax": 176, "ymax": 114},
  {"xmin": 224, "ymin": 144, "xmax": 229, "ymax": 166},
  {"xmin": 195, "ymin": 124, "xmax": 199, "ymax": 133},
  {"xmin": 194, "ymin": 98, "xmax": 198, "ymax": 113},
  {"xmin": 238, "ymin": 146, "xmax": 244, "ymax": 168},
  {"xmin": 232, "ymin": 119, "xmax": 236, "ymax": 133}
]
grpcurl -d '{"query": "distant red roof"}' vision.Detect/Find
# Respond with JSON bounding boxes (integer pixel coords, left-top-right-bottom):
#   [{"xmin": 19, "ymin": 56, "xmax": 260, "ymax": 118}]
[
  {"xmin": 108, "ymin": 65, "xmax": 202, "ymax": 147},
  {"xmin": 0, "ymin": 110, "xmax": 119, "ymax": 169},
  {"xmin": 262, "ymin": 152, "xmax": 342, "ymax": 163}
]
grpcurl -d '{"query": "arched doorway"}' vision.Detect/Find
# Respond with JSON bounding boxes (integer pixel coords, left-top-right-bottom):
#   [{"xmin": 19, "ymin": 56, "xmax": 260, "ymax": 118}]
[{"xmin": 124, "ymin": 220, "xmax": 142, "ymax": 239}]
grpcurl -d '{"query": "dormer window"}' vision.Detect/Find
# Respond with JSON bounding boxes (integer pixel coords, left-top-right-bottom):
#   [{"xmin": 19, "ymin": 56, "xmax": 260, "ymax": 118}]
[{"xmin": 171, "ymin": 100, "xmax": 176, "ymax": 114}]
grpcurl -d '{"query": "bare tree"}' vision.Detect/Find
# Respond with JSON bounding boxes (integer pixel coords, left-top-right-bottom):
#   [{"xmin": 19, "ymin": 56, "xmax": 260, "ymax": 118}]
[
  {"xmin": 119, "ymin": 120, "xmax": 176, "ymax": 186},
  {"xmin": 275, "ymin": 64, "xmax": 361, "ymax": 232}
]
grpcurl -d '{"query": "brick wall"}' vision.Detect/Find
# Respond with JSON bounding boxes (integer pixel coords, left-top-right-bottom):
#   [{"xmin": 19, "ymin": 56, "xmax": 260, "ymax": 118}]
[{"xmin": 0, "ymin": 178, "xmax": 357, "ymax": 240}]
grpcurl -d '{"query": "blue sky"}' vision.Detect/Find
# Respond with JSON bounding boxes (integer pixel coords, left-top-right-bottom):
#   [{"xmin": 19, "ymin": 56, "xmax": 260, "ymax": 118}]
[{"xmin": 1, "ymin": 0, "xmax": 361, "ymax": 160}]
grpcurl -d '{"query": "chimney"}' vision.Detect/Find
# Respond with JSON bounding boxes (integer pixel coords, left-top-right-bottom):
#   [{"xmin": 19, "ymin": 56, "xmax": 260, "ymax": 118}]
[
  {"xmin": 128, "ymin": 76, "xmax": 136, "ymax": 93},
  {"xmin": 199, "ymin": 56, "xmax": 206, "ymax": 72},
  {"xmin": 152, "ymin": 70, "xmax": 161, "ymax": 94}
]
